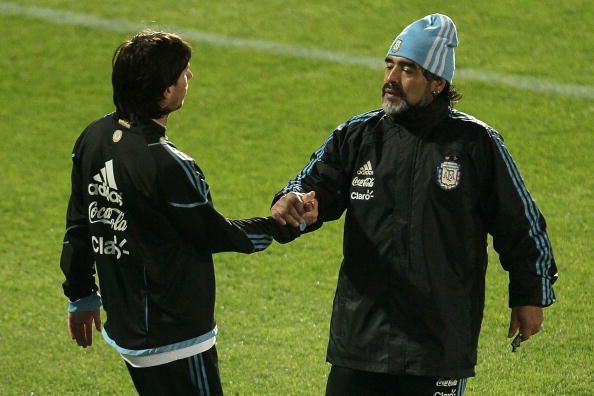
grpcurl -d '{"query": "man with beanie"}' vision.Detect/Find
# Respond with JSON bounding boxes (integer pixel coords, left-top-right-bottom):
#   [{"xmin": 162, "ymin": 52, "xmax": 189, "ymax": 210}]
[{"xmin": 271, "ymin": 14, "xmax": 558, "ymax": 395}]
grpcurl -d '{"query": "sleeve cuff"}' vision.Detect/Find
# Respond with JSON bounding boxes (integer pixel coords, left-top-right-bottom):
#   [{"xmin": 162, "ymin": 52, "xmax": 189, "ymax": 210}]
[
  {"xmin": 508, "ymin": 273, "xmax": 557, "ymax": 308},
  {"xmin": 268, "ymin": 217, "xmax": 301, "ymax": 244},
  {"xmin": 68, "ymin": 292, "xmax": 102, "ymax": 313}
]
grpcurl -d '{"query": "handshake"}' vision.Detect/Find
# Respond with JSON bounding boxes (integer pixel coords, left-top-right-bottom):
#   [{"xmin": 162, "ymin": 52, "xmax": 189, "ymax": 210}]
[{"xmin": 271, "ymin": 191, "xmax": 318, "ymax": 230}]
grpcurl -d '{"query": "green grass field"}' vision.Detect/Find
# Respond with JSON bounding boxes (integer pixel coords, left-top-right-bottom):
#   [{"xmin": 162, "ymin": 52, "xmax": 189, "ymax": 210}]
[{"xmin": 0, "ymin": 0, "xmax": 592, "ymax": 394}]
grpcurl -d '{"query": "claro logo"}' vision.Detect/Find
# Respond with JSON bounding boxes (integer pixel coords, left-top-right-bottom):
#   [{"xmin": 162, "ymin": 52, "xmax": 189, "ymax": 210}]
[
  {"xmin": 350, "ymin": 189, "xmax": 374, "ymax": 201},
  {"xmin": 92, "ymin": 235, "xmax": 129, "ymax": 259},
  {"xmin": 434, "ymin": 391, "xmax": 456, "ymax": 396}
]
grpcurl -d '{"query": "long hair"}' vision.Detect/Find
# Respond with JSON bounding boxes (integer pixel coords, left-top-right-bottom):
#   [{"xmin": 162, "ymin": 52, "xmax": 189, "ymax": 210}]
[
  {"xmin": 421, "ymin": 68, "xmax": 462, "ymax": 108},
  {"xmin": 112, "ymin": 31, "xmax": 191, "ymax": 121}
]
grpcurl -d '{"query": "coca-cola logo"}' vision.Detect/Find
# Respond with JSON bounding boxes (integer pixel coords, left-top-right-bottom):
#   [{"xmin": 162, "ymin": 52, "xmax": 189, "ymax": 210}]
[
  {"xmin": 351, "ymin": 176, "xmax": 375, "ymax": 187},
  {"xmin": 88, "ymin": 201, "xmax": 128, "ymax": 231}
]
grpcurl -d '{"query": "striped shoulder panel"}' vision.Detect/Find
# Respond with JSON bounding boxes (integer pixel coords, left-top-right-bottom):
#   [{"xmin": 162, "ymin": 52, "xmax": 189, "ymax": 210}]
[
  {"xmin": 345, "ymin": 109, "xmax": 384, "ymax": 127},
  {"xmin": 156, "ymin": 139, "xmax": 210, "ymax": 208},
  {"xmin": 448, "ymin": 110, "xmax": 494, "ymax": 130},
  {"xmin": 283, "ymin": 132, "xmax": 333, "ymax": 194},
  {"xmin": 283, "ymin": 110, "xmax": 383, "ymax": 194},
  {"xmin": 485, "ymin": 128, "xmax": 556, "ymax": 306}
]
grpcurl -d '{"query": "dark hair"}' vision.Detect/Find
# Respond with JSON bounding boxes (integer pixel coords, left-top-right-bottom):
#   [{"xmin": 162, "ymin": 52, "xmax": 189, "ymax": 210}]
[
  {"xmin": 112, "ymin": 31, "xmax": 191, "ymax": 121},
  {"xmin": 421, "ymin": 68, "xmax": 462, "ymax": 108}
]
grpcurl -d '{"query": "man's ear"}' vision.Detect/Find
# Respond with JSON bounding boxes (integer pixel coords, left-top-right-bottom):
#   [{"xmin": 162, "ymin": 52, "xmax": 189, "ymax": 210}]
[
  {"xmin": 431, "ymin": 78, "xmax": 447, "ymax": 95},
  {"xmin": 162, "ymin": 85, "xmax": 174, "ymax": 101},
  {"xmin": 159, "ymin": 84, "xmax": 174, "ymax": 109}
]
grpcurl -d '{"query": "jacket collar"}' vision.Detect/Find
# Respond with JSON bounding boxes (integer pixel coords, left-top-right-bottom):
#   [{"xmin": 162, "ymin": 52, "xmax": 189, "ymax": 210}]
[
  {"xmin": 116, "ymin": 114, "xmax": 167, "ymax": 144},
  {"xmin": 389, "ymin": 97, "xmax": 450, "ymax": 131},
  {"xmin": 133, "ymin": 117, "xmax": 167, "ymax": 138}
]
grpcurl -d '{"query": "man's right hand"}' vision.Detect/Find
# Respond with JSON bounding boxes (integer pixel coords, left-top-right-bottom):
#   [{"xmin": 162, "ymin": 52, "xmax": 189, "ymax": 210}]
[
  {"xmin": 68, "ymin": 310, "xmax": 101, "ymax": 348},
  {"xmin": 271, "ymin": 191, "xmax": 318, "ymax": 227}
]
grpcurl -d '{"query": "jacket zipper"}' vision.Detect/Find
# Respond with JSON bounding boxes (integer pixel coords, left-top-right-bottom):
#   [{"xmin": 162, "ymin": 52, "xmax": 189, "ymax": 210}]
[
  {"xmin": 406, "ymin": 136, "xmax": 422, "ymax": 257},
  {"xmin": 144, "ymin": 266, "xmax": 149, "ymax": 332}
]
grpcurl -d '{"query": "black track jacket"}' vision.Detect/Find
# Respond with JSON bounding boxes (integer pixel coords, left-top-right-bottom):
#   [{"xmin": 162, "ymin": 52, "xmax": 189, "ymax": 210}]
[
  {"xmin": 61, "ymin": 113, "xmax": 297, "ymax": 367},
  {"xmin": 275, "ymin": 101, "xmax": 558, "ymax": 378}
]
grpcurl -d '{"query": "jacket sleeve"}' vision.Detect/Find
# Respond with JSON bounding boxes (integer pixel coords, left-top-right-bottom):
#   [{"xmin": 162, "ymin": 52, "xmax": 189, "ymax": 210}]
[
  {"xmin": 272, "ymin": 122, "xmax": 351, "ymax": 232},
  {"xmin": 160, "ymin": 145, "xmax": 300, "ymax": 253},
  {"xmin": 480, "ymin": 129, "xmax": 558, "ymax": 307},
  {"xmin": 60, "ymin": 134, "xmax": 101, "ymax": 312}
]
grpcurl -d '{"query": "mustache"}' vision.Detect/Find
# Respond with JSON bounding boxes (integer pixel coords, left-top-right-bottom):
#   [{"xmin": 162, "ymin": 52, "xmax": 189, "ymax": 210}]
[{"xmin": 382, "ymin": 83, "xmax": 404, "ymax": 98}]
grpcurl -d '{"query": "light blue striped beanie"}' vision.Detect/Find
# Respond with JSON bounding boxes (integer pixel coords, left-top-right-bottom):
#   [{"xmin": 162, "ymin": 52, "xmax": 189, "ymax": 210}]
[{"xmin": 387, "ymin": 14, "xmax": 458, "ymax": 83}]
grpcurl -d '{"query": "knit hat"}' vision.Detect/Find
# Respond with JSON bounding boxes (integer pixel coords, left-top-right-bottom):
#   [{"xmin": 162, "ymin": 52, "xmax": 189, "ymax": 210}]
[{"xmin": 387, "ymin": 14, "xmax": 458, "ymax": 83}]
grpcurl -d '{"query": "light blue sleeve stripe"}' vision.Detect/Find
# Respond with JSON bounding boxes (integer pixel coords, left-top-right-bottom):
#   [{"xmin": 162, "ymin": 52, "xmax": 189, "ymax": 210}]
[
  {"xmin": 199, "ymin": 354, "xmax": 211, "ymax": 396},
  {"xmin": 456, "ymin": 378, "xmax": 467, "ymax": 396},
  {"xmin": 282, "ymin": 110, "xmax": 381, "ymax": 194},
  {"xmin": 250, "ymin": 236, "xmax": 273, "ymax": 241},
  {"xmin": 246, "ymin": 233, "xmax": 272, "ymax": 239},
  {"xmin": 168, "ymin": 201, "xmax": 208, "ymax": 208},
  {"xmin": 246, "ymin": 233, "xmax": 273, "ymax": 251},
  {"xmin": 488, "ymin": 130, "xmax": 555, "ymax": 305},
  {"xmin": 193, "ymin": 355, "xmax": 206, "ymax": 395},
  {"xmin": 67, "ymin": 292, "xmax": 102, "ymax": 313},
  {"xmin": 65, "ymin": 224, "xmax": 88, "ymax": 233},
  {"xmin": 250, "ymin": 239, "xmax": 273, "ymax": 245},
  {"xmin": 491, "ymin": 132, "xmax": 553, "ymax": 304},
  {"xmin": 283, "ymin": 133, "xmax": 334, "ymax": 194},
  {"xmin": 491, "ymin": 134, "xmax": 551, "ymax": 272},
  {"xmin": 188, "ymin": 356, "xmax": 198, "ymax": 388},
  {"xmin": 493, "ymin": 137, "xmax": 548, "ymax": 274},
  {"xmin": 253, "ymin": 242, "xmax": 271, "ymax": 247}
]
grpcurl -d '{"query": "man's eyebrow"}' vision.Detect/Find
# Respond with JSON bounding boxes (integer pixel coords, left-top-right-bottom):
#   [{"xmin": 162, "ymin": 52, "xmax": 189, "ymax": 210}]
[
  {"xmin": 384, "ymin": 58, "xmax": 420, "ymax": 69},
  {"xmin": 398, "ymin": 60, "xmax": 420, "ymax": 69}
]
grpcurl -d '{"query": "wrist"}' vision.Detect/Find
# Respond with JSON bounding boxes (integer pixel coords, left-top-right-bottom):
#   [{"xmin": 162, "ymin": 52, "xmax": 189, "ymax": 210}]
[{"xmin": 68, "ymin": 292, "xmax": 102, "ymax": 313}]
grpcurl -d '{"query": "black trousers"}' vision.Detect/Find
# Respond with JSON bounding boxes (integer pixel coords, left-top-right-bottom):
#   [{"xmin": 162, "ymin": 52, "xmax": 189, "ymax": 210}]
[
  {"xmin": 326, "ymin": 365, "xmax": 467, "ymax": 396},
  {"xmin": 125, "ymin": 347, "xmax": 223, "ymax": 396}
]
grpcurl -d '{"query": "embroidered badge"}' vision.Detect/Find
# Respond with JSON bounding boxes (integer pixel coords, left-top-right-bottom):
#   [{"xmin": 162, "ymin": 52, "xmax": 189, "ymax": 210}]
[
  {"xmin": 392, "ymin": 39, "xmax": 402, "ymax": 52},
  {"xmin": 112, "ymin": 129, "xmax": 123, "ymax": 143},
  {"xmin": 436, "ymin": 157, "xmax": 461, "ymax": 190}
]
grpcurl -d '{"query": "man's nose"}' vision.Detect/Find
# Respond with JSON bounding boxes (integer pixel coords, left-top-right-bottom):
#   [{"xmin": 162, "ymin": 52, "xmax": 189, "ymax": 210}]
[{"xmin": 384, "ymin": 67, "xmax": 400, "ymax": 84}]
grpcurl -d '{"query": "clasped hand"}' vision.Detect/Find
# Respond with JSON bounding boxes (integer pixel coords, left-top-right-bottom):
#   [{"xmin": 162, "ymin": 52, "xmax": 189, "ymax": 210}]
[{"xmin": 271, "ymin": 191, "xmax": 318, "ymax": 228}]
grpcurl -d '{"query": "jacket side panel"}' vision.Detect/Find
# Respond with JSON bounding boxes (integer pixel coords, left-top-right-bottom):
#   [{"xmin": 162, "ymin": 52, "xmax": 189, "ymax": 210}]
[{"xmin": 473, "ymin": 119, "xmax": 558, "ymax": 307}]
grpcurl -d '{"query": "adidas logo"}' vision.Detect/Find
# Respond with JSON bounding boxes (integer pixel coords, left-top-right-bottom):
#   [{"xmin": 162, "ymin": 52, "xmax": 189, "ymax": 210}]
[
  {"xmin": 88, "ymin": 160, "xmax": 123, "ymax": 206},
  {"xmin": 356, "ymin": 160, "xmax": 374, "ymax": 176}
]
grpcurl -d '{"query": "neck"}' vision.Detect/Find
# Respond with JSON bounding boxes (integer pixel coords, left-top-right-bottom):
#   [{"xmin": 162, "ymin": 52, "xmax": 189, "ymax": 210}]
[
  {"xmin": 152, "ymin": 115, "xmax": 168, "ymax": 128},
  {"xmin": 391, "ymin": 97, "xmax": 449, "ymax": 130}
]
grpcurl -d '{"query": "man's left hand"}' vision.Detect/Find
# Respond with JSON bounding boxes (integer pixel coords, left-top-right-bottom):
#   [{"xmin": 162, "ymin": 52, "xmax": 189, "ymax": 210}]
[{"xmin": 507, "ymin": 305, "xmax": 543, "ymax": 341}]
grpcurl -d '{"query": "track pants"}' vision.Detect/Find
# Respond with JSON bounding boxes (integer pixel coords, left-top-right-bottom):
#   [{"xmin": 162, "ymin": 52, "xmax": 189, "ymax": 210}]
[
  {"xmin": 125, "ymin": 346, "xmax": 223, "ymax": 396},
  {"xmin": 326, "ymin": 365, "xmax": 467, "ymax": 396}
]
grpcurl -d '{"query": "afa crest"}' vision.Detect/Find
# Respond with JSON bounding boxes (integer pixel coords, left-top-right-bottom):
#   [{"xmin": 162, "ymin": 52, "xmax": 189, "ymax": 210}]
[
  {"xmin": 392, "ymin": 39, "xmax": 402, "ymax": 52},
  {"xmin": 436, "ymin": 159, "xmax": 461, "ymax": 190}
]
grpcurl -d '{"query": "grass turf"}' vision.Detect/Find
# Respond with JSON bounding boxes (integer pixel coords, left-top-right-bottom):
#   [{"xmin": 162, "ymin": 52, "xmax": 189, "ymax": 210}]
[{"xmin": 0, "ymin": 1, "xmax": 592, "ymax": 394}]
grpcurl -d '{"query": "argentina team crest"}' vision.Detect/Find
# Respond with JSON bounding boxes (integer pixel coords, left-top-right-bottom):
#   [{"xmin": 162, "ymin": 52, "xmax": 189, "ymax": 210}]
[
  {"xmin": 436, "ymin": 156, "xmax": 461, "ymax": 190},
  {"xmin": 391, "ymin": 39, "xmax": 402, "ymax": 52}
]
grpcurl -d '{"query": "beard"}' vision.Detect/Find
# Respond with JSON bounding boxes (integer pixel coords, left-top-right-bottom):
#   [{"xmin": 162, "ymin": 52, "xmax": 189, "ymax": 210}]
[
  {"xmin": 381, "ymin": 83, "xmax": 410, "ymax": 116},
  {"xmin": 382, "ymin": 97, "xmax": 409, "ymax": 116}
]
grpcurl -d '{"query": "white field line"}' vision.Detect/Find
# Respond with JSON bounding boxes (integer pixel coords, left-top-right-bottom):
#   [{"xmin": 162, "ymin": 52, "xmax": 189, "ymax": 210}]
[{"xmin": 1, "ymin": 2, "xmax": 593, "ymax": 99}]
